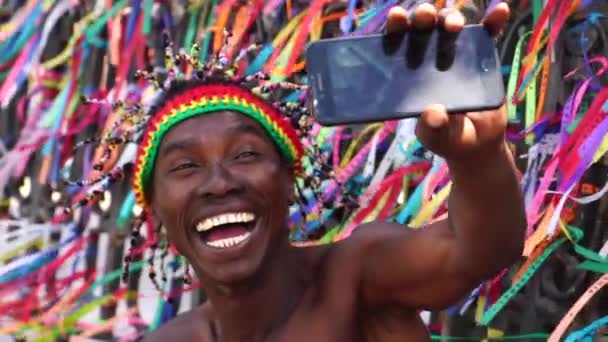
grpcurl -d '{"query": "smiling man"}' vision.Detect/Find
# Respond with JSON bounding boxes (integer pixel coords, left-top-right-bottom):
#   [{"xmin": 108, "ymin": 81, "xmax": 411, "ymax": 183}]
[{"xmin": 136, "ymin": 3, "xmax": 525, "ymax": 341}]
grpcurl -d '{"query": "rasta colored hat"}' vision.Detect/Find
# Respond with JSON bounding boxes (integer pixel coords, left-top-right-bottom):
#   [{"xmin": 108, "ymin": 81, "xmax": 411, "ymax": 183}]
[{"xmin": 132, "ymin": 82, "xmax": 305, "ymax": 209}]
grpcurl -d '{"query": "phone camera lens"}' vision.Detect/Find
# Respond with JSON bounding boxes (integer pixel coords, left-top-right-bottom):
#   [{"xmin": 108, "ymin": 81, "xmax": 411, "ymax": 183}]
[{"xmin": 480, "ymin": 58, "xmax": 493, "ymax": 72}]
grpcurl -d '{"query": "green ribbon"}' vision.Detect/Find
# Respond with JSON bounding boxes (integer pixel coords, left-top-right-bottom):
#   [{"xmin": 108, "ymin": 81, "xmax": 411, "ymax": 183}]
[
  {"xmin": 431, "ymin": 333, "xmax": 550, "ymax": 340},
  {"xmin": 532, "ymin": 0, "xmax": 543, "ymax": 24},
  {"xmin": 199, "ymin": 0, "xmax": 219, "ymax": 62},
  {"xmin": 85, "ymin": 0, "xmax": 128, "ymax": 42},
  {"xmin": 506, "ymin": 32, "xmax": 532, "ymax": 123},
  {"xmin": 480, "ymin": 227, "xmax": 587, "ymax": 326},
  {"xmin": 525, "ymin": 72, "xmax": 537, "ymax": 144},
  {"xmin": 184, "ymin": 5, "xmax": 202, "ymax": 51},
  {"xmin": 143, "ymin": 0, "xmax": 154, "ymax": 35}
]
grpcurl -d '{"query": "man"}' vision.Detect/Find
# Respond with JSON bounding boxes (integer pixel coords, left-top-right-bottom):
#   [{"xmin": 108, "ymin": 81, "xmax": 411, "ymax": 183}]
[{"xmin": 138, "ymin": 3, "xmax": 525, "ymax": 341}]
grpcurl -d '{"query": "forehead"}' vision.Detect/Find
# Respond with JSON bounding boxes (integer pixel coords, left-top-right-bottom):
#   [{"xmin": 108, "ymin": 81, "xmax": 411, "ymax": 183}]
[{"xmin": 159, "ymin": 111, "xmax": 275, "ymax": 149}]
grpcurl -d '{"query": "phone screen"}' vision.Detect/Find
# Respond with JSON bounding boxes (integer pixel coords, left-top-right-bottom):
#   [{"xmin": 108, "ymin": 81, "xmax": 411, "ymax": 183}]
[{"xmin": 306, "ymin": 25, "xmax": 504, "ymax": 126}]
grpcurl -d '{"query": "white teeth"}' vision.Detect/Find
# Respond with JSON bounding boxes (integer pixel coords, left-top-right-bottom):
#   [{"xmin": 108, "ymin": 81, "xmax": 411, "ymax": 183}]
[
  {"xmin": 205, "ymin": 231, "xmax": 251, "ymax": 249},
  {"xmin": 196, "ymin": 212, "xmax": 256, "ymax": 232},
  {"xmin": 196, "ymin": 212, "xmax": 255, "ymax": 248}
]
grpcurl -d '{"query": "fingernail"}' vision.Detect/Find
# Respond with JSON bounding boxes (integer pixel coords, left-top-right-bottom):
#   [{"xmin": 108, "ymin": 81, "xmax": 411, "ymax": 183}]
[
  {"xmin": 417, "ymin": 3, "xmax": 435, "ymax": 12},
  {"xmin": 445, "ymin": 13, "xmax": 465, "ymax": 28}
]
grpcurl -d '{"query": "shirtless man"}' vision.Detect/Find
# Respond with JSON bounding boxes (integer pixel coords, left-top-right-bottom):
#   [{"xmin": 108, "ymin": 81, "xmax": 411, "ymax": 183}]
[{"xmin": 141, "ymin": 3, "xmax": 525, "ymax": 341}]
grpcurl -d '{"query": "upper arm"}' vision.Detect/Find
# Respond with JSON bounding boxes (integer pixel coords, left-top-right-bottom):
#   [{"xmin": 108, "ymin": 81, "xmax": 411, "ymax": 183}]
[{"xmin": 347, "ymin": 220, "xmax": 482, "ymax": 311}]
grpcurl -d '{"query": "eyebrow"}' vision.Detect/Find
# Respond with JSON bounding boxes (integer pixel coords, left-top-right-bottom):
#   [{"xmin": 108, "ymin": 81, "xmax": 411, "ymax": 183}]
[
  {"xmin": 157, "ymin": 123, "xmax": 270, "ymax": 159},
  {"xmin": 225, "ymin": 122, "xmax": 269, "ymax": 141},
  {"xmin": 158, "ymin": 136, "xmax": 200, "ymax": 159}
]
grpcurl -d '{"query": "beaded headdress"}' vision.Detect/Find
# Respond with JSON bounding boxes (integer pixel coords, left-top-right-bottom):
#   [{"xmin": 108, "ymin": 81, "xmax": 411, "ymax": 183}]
[{"xmin": 131, "ymin": 33, "xmax": 311, "ymax": 209}]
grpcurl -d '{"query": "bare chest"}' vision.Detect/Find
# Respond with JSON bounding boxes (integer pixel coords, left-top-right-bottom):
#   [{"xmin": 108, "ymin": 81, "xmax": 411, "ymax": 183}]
[
  {"xmin": 201, "ymin": 298, "xmax": 431, "ymax": 342},
  {"xmin": 269, "ymin": 302, "xmax": 431, "ymax": 342}
]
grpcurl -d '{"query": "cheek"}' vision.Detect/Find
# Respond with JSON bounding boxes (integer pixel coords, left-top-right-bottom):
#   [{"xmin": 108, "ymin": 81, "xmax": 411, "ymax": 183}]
[
  {"xmin": 246, "ymin": 162, "xmax": 289, "ymax": 193},
  {"xmin": 245, "ymin": 165, "xmax": 292, "ymax": 214},
  {"xmin": 164, "ymin": 226, "xmax": 190, "ymax": 252},
  {"xmin": 153, "ymin": 171, "xmax": 197, "ymax": 206},
  {"xmin": 151, "ymin": 177, "xmax": 196, "ymax": 233}
]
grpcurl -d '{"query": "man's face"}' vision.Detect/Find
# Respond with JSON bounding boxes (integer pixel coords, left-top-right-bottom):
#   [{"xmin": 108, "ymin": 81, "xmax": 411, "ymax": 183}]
[{"xmin": 150, "ymin": 111, "xmax": 293, "ymax": 284}]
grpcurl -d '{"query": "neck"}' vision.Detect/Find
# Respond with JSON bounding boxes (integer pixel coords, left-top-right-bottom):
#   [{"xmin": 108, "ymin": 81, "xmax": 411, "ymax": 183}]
[{"xmin": 200, "ymin": 241, "xmax": 308, "ymax": 341}]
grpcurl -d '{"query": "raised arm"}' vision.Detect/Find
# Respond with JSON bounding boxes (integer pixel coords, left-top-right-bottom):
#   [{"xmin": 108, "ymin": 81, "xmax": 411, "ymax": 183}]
[{"xmin": 352, "ymin": 3, "xmax": 526, "ymax": 310}]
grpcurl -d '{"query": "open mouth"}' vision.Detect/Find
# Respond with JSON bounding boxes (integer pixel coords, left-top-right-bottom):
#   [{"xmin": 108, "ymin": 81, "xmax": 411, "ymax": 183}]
[{"xmin": 195, "ymin": 212, "xmax": 256, "ymax": 249}]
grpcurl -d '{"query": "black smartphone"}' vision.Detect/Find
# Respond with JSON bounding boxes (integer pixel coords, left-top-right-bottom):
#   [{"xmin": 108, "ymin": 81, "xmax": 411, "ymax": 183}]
[{"xmin": 305, "ymin": 25, "xmax": 505, "ymax": 126}]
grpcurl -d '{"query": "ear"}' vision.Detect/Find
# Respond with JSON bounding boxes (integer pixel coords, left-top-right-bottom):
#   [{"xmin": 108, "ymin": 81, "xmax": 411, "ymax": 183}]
[
  {"xmin": 144, "ymin": 207, "xmax": 169, "ymax": 243},
  {"xmin": 146, "ymin": 206, "xmax": 161, "ymax": 227},
  {"xmin": 284, "ymin": 168, "xmax": 296, "ymax": 206},
  {"xmin": 142, "ymin": 197, "xmax": 161, "ymax": 228}
]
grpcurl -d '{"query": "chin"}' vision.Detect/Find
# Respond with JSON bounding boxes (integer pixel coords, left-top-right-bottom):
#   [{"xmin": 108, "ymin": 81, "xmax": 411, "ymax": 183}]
[
  {"xmin": 187, "ymin": 217, "xmax": 276, "ymax": 286},
  {"xmin": 207, "ymin": 257, "xmax": 264, "ymax": 285}
]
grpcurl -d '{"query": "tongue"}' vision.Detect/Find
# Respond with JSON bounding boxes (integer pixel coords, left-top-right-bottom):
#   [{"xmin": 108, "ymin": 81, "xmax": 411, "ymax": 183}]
[{"xmin": 205, "ymin": 224, "xmax": 249, "ymax": 242}]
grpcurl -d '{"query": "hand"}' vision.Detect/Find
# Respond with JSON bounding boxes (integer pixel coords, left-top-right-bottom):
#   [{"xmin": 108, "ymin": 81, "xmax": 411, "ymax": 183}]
[{"xmin": 385, "ymin": 2, "xmax": 511, "ymax": 162}]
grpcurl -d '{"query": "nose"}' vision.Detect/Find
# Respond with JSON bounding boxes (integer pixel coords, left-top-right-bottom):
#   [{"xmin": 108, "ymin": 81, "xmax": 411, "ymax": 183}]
[{"xmin": 196, "ymin": 162, "xmax": 243, "ymax": 199}]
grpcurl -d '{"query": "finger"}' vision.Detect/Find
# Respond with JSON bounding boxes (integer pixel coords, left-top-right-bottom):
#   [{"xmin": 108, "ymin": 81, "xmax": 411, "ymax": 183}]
[
  {"xmin": 438, "ymin": 8, "xmax": 465, "ymax": 33},
  {"xmin": 466, "ymin": 104, "xmax": 508, "ymax": 136},
  {"xmin": 421, "ymin": 104, "xmax": 449, "ymax": 129},
  {"xmin": 482, "ymin": 2, "xmax": 510, "ymax": 36},
  {"xmin": 411, "ymin": 3, "xmax": 437, "ymax": 31},
  {"xmin": 436, "ymin": 9, "xmax": 463, "ymax": 70},
  {"xmin": 386, "ymin": 6, "xmax": 409, "ymax": 34},
  {"xmin": 415, "ymin": 104, "xmax": 449, "ymax": 150}
]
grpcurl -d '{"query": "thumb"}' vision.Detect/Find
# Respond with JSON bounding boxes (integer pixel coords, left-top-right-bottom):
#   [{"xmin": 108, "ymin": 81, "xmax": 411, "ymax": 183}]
[{"xmin": 415, "ymin": 104, "xmax": 449, "ymax": 149}]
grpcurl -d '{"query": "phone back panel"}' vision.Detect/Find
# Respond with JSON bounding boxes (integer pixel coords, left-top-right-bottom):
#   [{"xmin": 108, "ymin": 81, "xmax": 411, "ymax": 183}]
[{"xmin": 305, "ymin": 25, "xmax": 505, "ymax": 126}]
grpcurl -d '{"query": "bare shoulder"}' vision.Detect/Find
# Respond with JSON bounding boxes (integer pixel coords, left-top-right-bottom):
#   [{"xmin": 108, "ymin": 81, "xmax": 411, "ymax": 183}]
[
  {"xmin": 140, "ymin": 304, "xmax": 215, "ymax": 342},
  {"xmin": 350, "ymin": 221, "xmax": 414, "ymax": 239},
  {"xmin": 347, "ymin": 218, "xmax": 452, "ymax": 248},
  {"xmin": 304, "ymin": 222, "xmax": 415, "ymax": 287},
  {"xmin": 337, "ymin": 221, "xmax": 416, "ymax": 253}
]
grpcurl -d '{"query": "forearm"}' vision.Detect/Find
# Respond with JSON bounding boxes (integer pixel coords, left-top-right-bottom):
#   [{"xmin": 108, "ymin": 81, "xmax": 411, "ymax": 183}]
[{"xmin": 446, "ymin": 141, "xmax": 526, "ymax": 279}]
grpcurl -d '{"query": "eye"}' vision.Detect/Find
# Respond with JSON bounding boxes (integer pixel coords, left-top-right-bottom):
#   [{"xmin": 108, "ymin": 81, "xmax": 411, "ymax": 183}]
[
  {"xmin": 169, "ymin": 162, "xmax": 198, "ymax": 173},
  {"xmin": 235, "ymin": 151, "xmax": 259, "ymax": 160}
]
